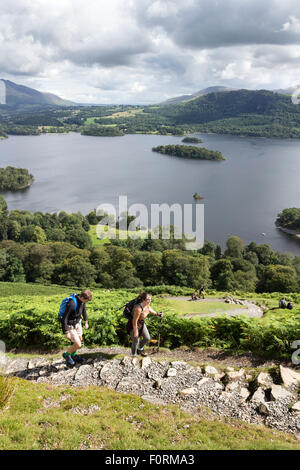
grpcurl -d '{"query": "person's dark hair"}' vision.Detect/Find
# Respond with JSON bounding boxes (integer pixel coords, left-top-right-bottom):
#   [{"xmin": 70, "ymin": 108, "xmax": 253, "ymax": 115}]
[
  {"xmin": 79, "ymin": 289, "xmax": 92, "ymax": 301},
  {"xmin": 137, "ymin": 291, "xmax": 150, "ymax": 303}
]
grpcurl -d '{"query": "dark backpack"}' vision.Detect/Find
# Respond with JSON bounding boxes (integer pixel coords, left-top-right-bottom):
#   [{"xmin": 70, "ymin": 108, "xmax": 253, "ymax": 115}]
[{"xmin": 123, "ymin": 298, "xmax": 143, "ymax": 319}]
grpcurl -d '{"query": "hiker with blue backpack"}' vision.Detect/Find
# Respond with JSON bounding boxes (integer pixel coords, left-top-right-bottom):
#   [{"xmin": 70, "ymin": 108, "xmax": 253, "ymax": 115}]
[
  {"xmin": 59, "ymin": 290, "xmax": 93, "ymax": 367},
  {"xmin": 124, "ymin": 291, "xmax": 162, "ymax": 358}
]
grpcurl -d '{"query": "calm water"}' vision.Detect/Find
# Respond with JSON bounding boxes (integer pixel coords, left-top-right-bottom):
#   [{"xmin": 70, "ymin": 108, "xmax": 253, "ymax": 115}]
[{"xmin": 0, "ymin": 133, "xmax": 300, "ymax": 254}]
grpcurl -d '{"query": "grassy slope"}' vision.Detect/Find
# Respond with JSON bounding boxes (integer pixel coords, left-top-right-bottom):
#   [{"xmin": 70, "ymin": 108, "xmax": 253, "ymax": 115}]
[
  {"xmin": 1, "ymin": 282, "xmax": 300, "ymax": 449},
  {"xmin": 0, "ymin": 377, "xmax": 299, "ymax": 450}
]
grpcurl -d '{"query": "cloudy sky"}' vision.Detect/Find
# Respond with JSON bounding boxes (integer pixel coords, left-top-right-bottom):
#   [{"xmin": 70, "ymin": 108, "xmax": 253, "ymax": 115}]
[{"xmin": 1, "ymin": 0, "xmax": 300, "ymax": 104}]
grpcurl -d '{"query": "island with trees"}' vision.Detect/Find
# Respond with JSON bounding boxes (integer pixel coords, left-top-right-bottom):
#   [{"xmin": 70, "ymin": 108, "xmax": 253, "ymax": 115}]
[
  {"xmin": 152, "ymin": 144, "xmax": 226, "ymax": 161},
  {"xmin": 182, "ymin": 137, "xmax": 203, "ymax": 143},
  {"xmin": 0, "ymin": 166, "xmax": 34, "ymax": 191},
  {"xmin": 276, "ymin": 208, "xmax": 300, "ymax": 236}
]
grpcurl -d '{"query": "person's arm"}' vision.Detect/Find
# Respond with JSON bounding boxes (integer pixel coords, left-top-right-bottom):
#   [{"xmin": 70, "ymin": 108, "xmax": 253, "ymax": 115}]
[
  {"xmin": 82, "ymin": 303, "xmax": 89, "ymax": 329},
  {"xmin": 61, "ymin": 299, "xmax": 75, "ymax": 333},
  {"xmin": 132, "ymin": 306, "xmax": 142, "ymax": 338},
  {"xmin": 149, "ymin": 307, "xmax": 162, "ymax": 317}
]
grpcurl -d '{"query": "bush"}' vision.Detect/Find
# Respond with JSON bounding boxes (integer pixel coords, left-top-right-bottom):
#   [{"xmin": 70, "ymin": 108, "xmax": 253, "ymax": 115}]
[{"xmin": 0, "ymin": 287, "xmax": 299, "ymax": 359}]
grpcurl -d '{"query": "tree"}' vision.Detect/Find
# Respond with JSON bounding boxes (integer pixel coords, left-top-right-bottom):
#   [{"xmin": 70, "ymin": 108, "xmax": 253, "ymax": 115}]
[
  {"xmin": 90, "ymin": 248, "xmax": 111, "ymax": 283},
  {"xmin": 46, "ymin": 228, "xmax": 66, "ymax": 242},
  {"xmin": 199, "ymin": 241, "xmax": 216, "ymax": 258},
  {"xmin": 0, "ymin": 249, "xmax": 25, "ymax": 282},
  {"xmin": 233, "ymin": 270, "xmax": 257, "ymax": 292},
  {"xmin": 211, "ymin": 259, "xmax": 235, "ymax": 291},
  {"xmin": 7, "ymin": 220, "xmax": 21, "ymax": 241},
  {"xmin": 224, "ymin": 236, "xmax": 245, "ymax": 258},
  {"xmin": 0, "ymin": 196, "xmax": 8, "ymax": 241},
  {"xmin": 20, "ymin": 226, "xmax": 36, "ymax": 242},
  {"xmin": 161, "ymin": 250, "xmax": 210, "ymax": 287},
  {"xmin": 246, "ymin": 243, "xmax": 274, "ymax": 265},
  {"xmin": 215, "ymin": 244, "xmax": 222, "ymax": 260},
  {"xmin": 65, "ymin": 227, "xmax": 92, "ymax": 249},
  {"xmin": 244, "ymin": 251, "xmax": 259, "ymax": 266},
  {"xmin": 23, "ymin": 244, "xmax": 53, "ymax": 283},
  {"xmin": 57, "ymin": 255, "xmax": 96, "ymax": 287},
  {"xmin": 86, "ymin": 211, "xmax": 99, "ymax": 225},
  {"xmin": 32, "ymin": 226, "xmax": 47, "ymax": 244},
  {"xmin": 0, "ymin": 196, "xmax": 7, "ymax": 211},
  {"xmin": 257, "ymin": 265, "xmax": 298, "ymax": 293},
  {"xmin": 134, "ymin": 251, "xmax": 163, "ymax": 285}
]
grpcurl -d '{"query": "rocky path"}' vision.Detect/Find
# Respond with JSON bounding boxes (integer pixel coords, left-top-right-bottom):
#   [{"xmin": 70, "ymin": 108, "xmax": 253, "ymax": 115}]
[{"xmin": 5, "ymin": 351, "xmax": 300, "ymax": 438}]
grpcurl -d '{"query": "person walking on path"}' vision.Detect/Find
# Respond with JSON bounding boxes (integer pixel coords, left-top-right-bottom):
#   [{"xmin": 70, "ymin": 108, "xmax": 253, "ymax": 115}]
[
  {"xmin": 126, "ymin": 291, "xmax": 162, "ymax": 358},
  {"xmin": 199, "ymin": 285, "xmax": 205, "ymax": 299},
  {"xmin": 61, "ymin": 289, "xmax": 92, "ymax": 366}
]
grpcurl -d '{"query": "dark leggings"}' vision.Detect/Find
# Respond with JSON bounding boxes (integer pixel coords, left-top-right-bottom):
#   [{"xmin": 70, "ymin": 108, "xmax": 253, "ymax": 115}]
[{"xmin": 130, "ymin": 323, "xmax": 150, "ymax": 356}]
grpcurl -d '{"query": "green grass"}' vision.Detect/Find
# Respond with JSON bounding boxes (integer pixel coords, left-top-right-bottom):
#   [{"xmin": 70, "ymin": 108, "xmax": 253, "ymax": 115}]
[
  {"xmin": 84, "ymin": 117, "xmax": 97, "ymax": 126},
  {"xmin": 157, "ymin": 298, "xmax": 247, "ymax": 316},
  {"xmin": 88, "ymin": 225, "xmax": 111, "ymax": 246},
  {"xmin": 0, "ymin": 377, "xmax": 299, "ymax": 450},
  {"xmin": 0, "ymin": 282, "xmax": 75, "ymax": 298},
  {"xmin": 89, "ymin": 225, "xmax": 149, "ymax": 247}
]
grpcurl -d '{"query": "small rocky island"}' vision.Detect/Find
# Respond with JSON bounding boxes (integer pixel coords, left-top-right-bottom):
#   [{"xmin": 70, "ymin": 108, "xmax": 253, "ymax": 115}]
[
  {"xmin": 193, "ymin": 193, "xmax": 204, "ymax": 200},
  {"xmin": 152, "ymin": 145, "xmax": 226, "ymax": 161},
  {"xmin": 0, "ymin": 166, "xmax": 34, "ymax": 191}
]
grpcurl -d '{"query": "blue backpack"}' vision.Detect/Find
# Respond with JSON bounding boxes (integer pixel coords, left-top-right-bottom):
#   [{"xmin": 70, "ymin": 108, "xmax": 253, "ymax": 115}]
[{"xmin": 59, "ymin": 294, "xmax": 78, "ymax": 319}]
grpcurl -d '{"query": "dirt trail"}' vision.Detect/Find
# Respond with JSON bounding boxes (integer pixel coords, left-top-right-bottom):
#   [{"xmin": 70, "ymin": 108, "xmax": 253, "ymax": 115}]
[{"xmin": 78, "ymin": 346, "xmax": 291, "ymax": 369}]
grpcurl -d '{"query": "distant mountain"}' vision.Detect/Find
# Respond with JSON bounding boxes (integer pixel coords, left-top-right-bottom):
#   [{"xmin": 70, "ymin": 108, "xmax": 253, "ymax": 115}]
[
  {"xmin": 0, "ymin": 79, "xmax": 75, "ymax": 107},
  {"xmin": 158, "ymin": 86, "xmax": 235, "ymax": 105},
  {"xmin": 150, "ymin": 89, "xmax": 300, "ymax": 138},
  {"xmin": 273, "ymin": 86, "xmax": 300, "ymax": 96},
  {"xmin": 155, "ymin": 89, "xmax": 297, "ymax": 122}
]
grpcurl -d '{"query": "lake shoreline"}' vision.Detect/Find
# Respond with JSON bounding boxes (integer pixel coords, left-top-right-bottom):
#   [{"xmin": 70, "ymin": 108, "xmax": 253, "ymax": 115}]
[{"xmin": 276, "ymin": 225, "xmax": 300, "ymax": 239}]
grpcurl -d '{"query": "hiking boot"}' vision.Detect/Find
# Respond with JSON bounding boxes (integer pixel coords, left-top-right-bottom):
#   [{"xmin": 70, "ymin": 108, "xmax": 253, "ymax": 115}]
[
  {"xmin": 72, "ymin": 354, "xmax": 84, "ymax": 364},
  {"xmin": 62, "ymin": 352, "xmax": 75, "ymax": 367},
  {"xmin": 137, "ymin": 349, "xmax": 148, "ymax": 357}
]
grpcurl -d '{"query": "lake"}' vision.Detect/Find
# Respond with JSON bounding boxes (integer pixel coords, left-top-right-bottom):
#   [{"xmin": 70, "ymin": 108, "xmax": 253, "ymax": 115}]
[{"xmin": 0, "ymin": 132, "xmax": 299, "ymax": 254}]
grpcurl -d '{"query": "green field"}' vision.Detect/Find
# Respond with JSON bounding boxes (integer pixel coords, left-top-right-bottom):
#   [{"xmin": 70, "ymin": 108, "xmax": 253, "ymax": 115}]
[
  {"xmin": 89, "ymin": 225, "xmax": 149, "ymax": 247},
  {"xmin": 156, "ymin": 298, "xmax": 247, "ymax": 316}
]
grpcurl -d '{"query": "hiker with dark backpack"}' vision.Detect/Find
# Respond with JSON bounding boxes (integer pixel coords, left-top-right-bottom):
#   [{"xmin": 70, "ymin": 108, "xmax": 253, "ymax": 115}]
[
  {"xmin": 124, "ymin": 291, "xmax": 162, "ymax": 358},
  {"xmin": 59, "ymin": 289, "xmax": 92, "ymax": 367}
]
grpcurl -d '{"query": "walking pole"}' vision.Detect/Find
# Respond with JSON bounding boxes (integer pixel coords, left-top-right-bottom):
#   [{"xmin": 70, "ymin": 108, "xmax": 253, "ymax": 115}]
[{"xmin": 157, "ymin": 314, "xmax": 162, "ymax": 352}]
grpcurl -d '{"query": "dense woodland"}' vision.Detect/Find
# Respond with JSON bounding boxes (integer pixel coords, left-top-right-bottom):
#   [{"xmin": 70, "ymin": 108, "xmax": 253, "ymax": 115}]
[
  {"xmin": 0, "ymin": 196, "xmax": 299, "ymax": 293},
  {"xmin": 81, "ymin": 125, "xmax": 124, "ymax": 136}
]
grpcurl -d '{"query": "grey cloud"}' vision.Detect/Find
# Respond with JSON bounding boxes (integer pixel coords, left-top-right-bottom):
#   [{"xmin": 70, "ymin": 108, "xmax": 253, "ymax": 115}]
[{"xmin": 135, "ymin": 0, "xmax": 300, "ymax": 49}]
